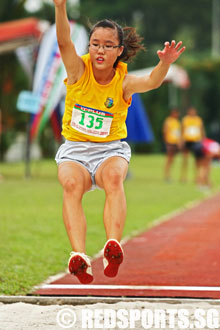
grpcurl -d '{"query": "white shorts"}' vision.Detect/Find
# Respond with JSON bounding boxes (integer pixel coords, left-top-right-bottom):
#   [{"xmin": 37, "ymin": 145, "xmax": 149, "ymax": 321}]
[{"xmin": 55, "ymin": 139, "xmax": 131, "ymax": 190}]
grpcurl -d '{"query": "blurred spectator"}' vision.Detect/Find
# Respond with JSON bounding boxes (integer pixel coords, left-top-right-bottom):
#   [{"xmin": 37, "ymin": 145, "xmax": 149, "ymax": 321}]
[
  {"xmin": 163, "ymin": 108, "xmax": 181, "ymax": 182},
  {"xmin": 180, "ymin": 107, "xmax": 205, "ymax": 185},
  {"xmin": 201, "ymin": 137, "xmax": 220, "ymax": 187}
]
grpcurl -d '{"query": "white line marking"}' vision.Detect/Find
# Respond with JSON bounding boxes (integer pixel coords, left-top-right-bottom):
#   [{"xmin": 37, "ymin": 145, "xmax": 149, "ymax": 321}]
[{"xmin": 39, "ymin": 284, "xmax": 220, "ymax": 292}]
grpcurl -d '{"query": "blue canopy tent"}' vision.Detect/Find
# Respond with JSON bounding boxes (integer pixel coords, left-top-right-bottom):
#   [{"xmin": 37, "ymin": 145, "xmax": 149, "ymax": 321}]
[{"xmin": 125, "ymin": 93, "xmax": 154, "ymax": 143}]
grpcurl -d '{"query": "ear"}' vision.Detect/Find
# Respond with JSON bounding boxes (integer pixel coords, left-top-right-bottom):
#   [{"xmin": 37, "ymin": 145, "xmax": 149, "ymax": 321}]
[{"xmin": 118, "ymin": 45, "xmax": 124, "ymax": 57}]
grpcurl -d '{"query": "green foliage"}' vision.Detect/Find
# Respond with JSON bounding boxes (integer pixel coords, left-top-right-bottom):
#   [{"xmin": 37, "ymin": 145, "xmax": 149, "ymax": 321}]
[
  {"xmin": 0, "ymin": 0, "xmax": 27, "ymax": 22},
  {"xmin": 79, "ymin": 0, "xmax": 212, "ymax": 65},
  {"xmin": 183, "ymin": 58, "xmax": 220, "ymax": 141},
  {"xmin": 0, "ymin": 0, "xmax": 32, "ymax": 156},
  {"xmin": 0, "ymin": 53, "xmax": 29, "ymax": 156}
]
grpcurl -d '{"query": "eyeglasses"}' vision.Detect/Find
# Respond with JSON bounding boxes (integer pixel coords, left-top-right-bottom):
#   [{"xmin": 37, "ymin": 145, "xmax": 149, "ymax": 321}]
[{"xmin": 88, "ymin": 43, "xmax": 121, "ymax": 51}]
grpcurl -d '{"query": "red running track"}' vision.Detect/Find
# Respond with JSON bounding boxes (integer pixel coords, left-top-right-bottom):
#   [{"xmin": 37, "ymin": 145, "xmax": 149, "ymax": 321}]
[{"xmin": 34, "ymin": 193, "xmax": 220, "ymax": 299}]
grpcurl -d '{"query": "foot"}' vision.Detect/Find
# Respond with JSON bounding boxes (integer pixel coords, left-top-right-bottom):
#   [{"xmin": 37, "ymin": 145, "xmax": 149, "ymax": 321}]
[
  {"xmin": 68, "ymin": 252, "xmax": 93, "ymax": 284},
  {"xmin": 103, "ymin": 239, "xmax": 124, "ymax": 277}
]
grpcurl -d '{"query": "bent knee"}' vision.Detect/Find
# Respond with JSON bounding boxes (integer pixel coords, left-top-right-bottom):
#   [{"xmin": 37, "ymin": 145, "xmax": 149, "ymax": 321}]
[
  {"xmin": 60, "ymin": 177, "xmax": 82, "ymax": 195},
  {"xmin": 104, "ymin": 167, "xmax": 124, "ymax": 190}
]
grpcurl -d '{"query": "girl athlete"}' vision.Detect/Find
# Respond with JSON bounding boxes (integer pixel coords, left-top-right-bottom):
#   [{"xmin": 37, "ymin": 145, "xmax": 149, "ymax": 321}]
[{"xmin": 54, "ymin": 0, "xmax": 186, "ymax": 284}]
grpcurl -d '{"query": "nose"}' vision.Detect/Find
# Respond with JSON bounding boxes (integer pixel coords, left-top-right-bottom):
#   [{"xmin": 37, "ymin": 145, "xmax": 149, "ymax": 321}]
[{"xmin": 97, "ymin": 45, "xmax": 105, "ymax": 53}]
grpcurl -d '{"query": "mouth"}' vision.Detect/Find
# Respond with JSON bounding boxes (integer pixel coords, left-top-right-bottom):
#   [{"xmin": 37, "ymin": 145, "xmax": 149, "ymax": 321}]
[{"xmin": 96, "ymin": 56, "xmax": 104, "ymax": 64}]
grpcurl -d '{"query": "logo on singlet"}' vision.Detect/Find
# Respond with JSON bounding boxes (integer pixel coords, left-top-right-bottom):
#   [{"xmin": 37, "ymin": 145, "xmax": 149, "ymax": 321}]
[{"xmin": 104, "ymin": 97, "xmax": 114, "ymax": 108}]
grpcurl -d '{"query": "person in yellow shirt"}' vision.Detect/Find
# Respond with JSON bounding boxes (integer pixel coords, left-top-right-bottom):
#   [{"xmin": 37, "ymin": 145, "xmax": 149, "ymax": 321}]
[
  {"xmin": 53, "ymin": 0, "xmax": 185, "ymax": 284},
  {"xmin": 163, "ymin": 108, "xmax": 181, "ymax": 181},
  {"xmin": 180, "ymin": 107, "xmax": 205, "ymax": 184}
]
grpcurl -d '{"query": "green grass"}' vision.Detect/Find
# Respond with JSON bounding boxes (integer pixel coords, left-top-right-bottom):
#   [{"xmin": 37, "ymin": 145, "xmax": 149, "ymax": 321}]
[{"xmin": 0, "ymin": 154, "xmax": 220, "ymax": 295}]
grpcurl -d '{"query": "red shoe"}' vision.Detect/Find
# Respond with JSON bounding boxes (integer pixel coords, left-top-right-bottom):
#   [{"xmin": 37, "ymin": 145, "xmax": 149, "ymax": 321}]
[
  {"xmin": 103, "ymin": 239, "xmax": 124, "ymax": 277},
  {"xmin": 68, "ymin": 252, "xmax": 93, "ymax": 284}
]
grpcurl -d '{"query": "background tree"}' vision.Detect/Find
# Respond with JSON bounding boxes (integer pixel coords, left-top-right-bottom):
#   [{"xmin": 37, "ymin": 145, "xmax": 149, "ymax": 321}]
[
  {"xmin": 0, "ymin": 0, "xmax": 30, "ymax": 159},
  {"xmin": 79, "ymin": 0, "xmax": 212, "ymax": 66}
]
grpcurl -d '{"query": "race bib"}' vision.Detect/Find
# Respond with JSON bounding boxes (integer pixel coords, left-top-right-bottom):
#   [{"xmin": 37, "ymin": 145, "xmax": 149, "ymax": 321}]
[
  {"xmin": 185, "ymin": 126, "xmax": 200, "ymax": 137},
  {"xmin": 172, "ymin": 128, "xmax": 181, "ymax": 138},
  {"xmin": 71, "ymin": 104, "xmax": 114, "ymax": 138}
]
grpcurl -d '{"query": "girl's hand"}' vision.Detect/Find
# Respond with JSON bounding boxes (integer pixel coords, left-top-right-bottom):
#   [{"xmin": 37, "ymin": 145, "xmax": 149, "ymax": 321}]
[
  {"xmin": 53, "ymin": 0, "xmax": 66, "ymax": 6},
  {"xmin": 157, "ymin": 40, "xmax": 186, "ymax": 64}
]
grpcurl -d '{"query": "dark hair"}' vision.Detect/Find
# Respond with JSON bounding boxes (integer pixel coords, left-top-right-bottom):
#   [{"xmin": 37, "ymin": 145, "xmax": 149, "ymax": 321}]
[
  {"xmin": 170, "ymin": 107, "xmax": 179, "ymax": 114},
  {"xmin": 89, "ymin": 19, "xmax": 145, "ymax": 68}
]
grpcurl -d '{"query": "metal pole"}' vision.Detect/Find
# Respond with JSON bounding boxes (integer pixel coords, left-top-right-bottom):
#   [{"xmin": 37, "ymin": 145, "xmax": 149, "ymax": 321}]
[
  {"xmin": 25, "ymin": 113, "xmax": 31, "ymax": 178},
  {"xmin": 212, "ymin": 0, "xmax": 220, "ymax": 58},
  {"xmin": 168, "ymin": 83, "xmax": 178, "ymax": 109}
]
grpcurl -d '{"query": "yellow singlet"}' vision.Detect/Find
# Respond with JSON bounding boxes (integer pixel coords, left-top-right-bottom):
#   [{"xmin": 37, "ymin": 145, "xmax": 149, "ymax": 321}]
[
  {"xmin": 62, "ymin": 53, "xmax": 132, "ymax": 142},
  {"xmin": 163, "ymin": 117, "xmax": 181, "ymax": 144},
  {"xmin": 182, "ymin": 115, "xmax": 203, "ymax": 142}
]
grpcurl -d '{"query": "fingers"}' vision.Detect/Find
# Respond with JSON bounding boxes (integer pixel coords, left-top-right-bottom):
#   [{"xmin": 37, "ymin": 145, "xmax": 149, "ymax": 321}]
[
  {"xmin": 178, "ymin": 46, "xmax": 186, "ymax": 54},
  {"xmin": 171, "ymin": 40, "xmax": 176, "ymax": 48},
  {"xmin": 164, "ymin": 40, "xmax": 175, "ymax": 48},
  {"xmin": 157, "ymin": 50, "xmax": 162, "ymax": 56},
  {"xmin": 175, "ymin": 41, "xmax": 183, "ymax": 50},
  {"xmin": 164, "ymin": 40, "xmax": 183, "ymax": 48},
  {"xmin": 159, "ymin": 40, "xmax": 186, "ymax": 59},
  {"xmin": 175, "ymin": 41, "xmax": 186, "ymax": 55},
  {"xmin": 162, "ymin": 40, "xmax": 185, "ymax": 52}
]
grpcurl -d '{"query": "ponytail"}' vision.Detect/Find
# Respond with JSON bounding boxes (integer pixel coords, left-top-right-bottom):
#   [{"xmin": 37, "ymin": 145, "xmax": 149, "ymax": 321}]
[{"xmin": 118, "ymin": 26, "xmax": 145, "ymax": 65}]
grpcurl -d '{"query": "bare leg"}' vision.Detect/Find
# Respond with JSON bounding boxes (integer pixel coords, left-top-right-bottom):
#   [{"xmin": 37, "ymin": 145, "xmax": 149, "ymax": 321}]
[
  {"xmin": 164, "ymin": 153, "xmax": 175, "ymax": 181},
  {"xmin": 202, "ymin": 156, "xmax": 212, "ymax": 186},
  {"xmin": 205, "ymin": 157, "xmax": 212, "ymax": 186},
  {"xmin": 180, "ymin": 150, "xmax": 189, "ymax": 182},
  {"xmin": 95, "ymin": 156, "xmax": 128, "ymax": 241},
  {"xmin": 195, "ymin": 158, "xmax": 205, "ymax": 185},
  {"xmin": 58, "ymin": 161, "xmax": 92, "ymax": 253}
]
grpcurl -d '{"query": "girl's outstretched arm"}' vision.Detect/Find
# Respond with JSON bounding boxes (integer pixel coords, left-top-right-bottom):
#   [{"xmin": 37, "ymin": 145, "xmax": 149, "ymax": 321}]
[
  {"xmin": 123, "ymin": 40, "xmax": 186, "ymax": 100},
  {"xmin": 54, "ymin": 0, "xmax": 84, "ymax": 84}
]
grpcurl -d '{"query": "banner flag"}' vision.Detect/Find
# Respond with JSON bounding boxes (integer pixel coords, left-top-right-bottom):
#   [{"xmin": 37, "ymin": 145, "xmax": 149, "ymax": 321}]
[{"xmin": 30, "ymin": 21, "xmax": 88, "ymax": 139}]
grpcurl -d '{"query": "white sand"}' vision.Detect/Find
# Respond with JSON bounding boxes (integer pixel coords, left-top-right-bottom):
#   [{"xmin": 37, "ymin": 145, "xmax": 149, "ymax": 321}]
[{"xmin": 1, "ymin": 299, "xmax": 220, "ymax": 330}]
